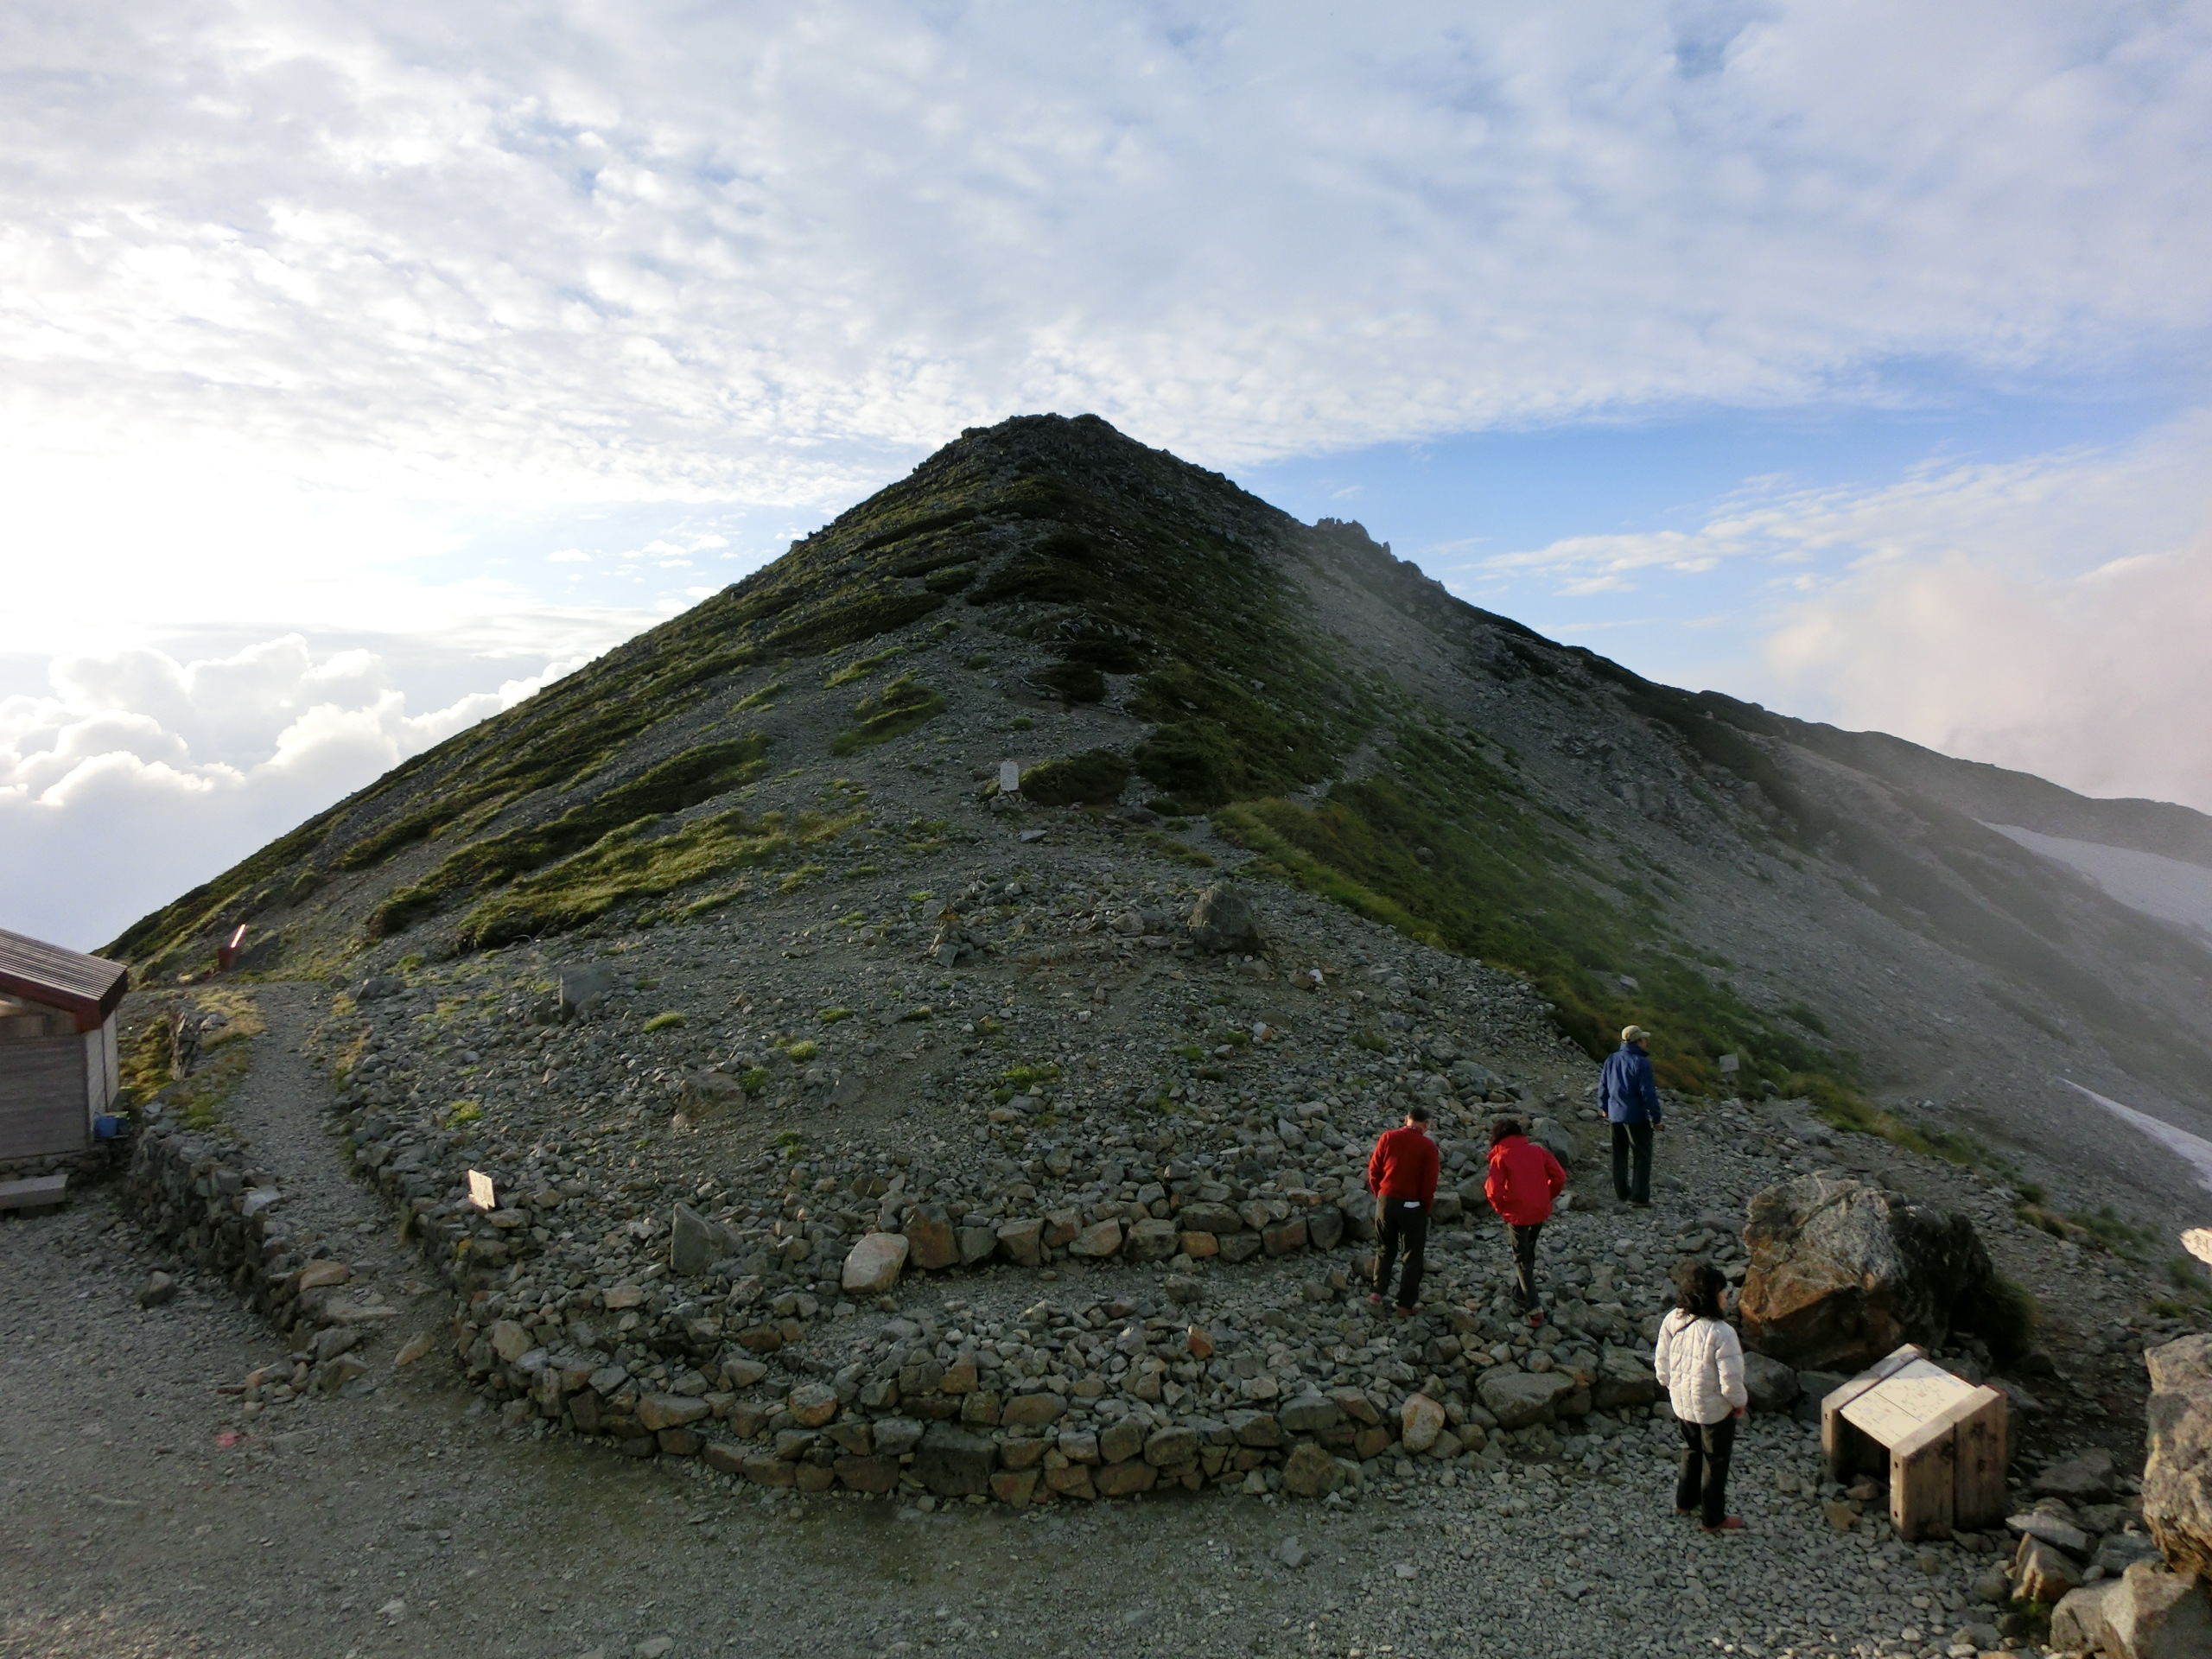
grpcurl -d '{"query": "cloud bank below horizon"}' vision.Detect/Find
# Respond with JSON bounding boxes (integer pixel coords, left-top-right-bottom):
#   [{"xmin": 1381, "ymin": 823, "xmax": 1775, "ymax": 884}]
[
  {"xmin": 1471, "ymin": 410, "xmax": 2212, "ymax": 813},
  {"xmin": 0, "ymin": 636, "xmax": 594, "ymax": 949}
]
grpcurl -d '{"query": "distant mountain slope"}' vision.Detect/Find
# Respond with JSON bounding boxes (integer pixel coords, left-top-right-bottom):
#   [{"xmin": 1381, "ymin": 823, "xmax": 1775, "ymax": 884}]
[
  {"xmin": 1986, "ymin": 825, "xmax": 2212, "ymax": 946},
  {"xmin": 103, "ymin": 412, "xmax": 2212, "ymax": 1225},
  {"xmin": 1756, "ymin": 715, "xmax": 2212, "ymax": 869}
]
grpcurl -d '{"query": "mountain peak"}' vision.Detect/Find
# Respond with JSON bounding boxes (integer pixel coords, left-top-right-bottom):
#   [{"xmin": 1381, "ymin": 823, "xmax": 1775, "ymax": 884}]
[{"xmin": 103, "ymin": 418, "xmax": 2212, "ymax": 1232}]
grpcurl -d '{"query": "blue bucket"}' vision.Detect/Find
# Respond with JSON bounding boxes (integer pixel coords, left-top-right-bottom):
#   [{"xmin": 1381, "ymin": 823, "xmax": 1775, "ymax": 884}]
[{"xmin": 94, "ymin": 1115, "xmax": 125, "ymax": 1141}]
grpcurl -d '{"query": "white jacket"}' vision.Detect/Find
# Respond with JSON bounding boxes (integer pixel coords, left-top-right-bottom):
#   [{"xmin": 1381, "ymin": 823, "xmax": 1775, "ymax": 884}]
[{"xmin": 1652, "ymin": 1309, "xmax": 1747, "ymax": 1425}]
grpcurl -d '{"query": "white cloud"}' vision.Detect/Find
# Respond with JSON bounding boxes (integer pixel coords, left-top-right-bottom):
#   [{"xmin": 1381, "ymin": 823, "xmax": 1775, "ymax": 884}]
[
  {"xmin": 1501, "ymin": 410, "xmax": 2212, "ymax": 811},
  {"xmin": 1763, "ymin": 522, "xmax": 2212, "ymax": 814},
  {"xmin": 0, "ymin": 636, "xmax": 594, "ymax": 950},
  {"xmin": 3, "ymin": 0, "xmax": 2208, "ymax": 497}
]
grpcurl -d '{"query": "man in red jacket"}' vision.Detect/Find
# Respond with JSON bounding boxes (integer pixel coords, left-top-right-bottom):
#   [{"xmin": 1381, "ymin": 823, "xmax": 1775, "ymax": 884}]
[
  {"xmin": 1366, "ymin": 1105, "xmax": 1440, "ymax": 1317},
  {"xmin": 1485, "ymin": 1116, "xmax": 1567, "ymax": 1323}
]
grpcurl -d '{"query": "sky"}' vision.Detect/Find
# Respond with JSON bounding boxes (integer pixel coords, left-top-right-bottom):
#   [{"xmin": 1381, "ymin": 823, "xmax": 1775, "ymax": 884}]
[{"xmin": 4, "ymin": 0, "xmax": 2210, "ymax": 949}]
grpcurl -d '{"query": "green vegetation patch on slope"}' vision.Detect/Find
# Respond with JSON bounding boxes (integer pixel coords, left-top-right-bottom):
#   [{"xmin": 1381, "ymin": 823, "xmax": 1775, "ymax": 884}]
[
  {"xmin": 117, "ymin": 988, "xmax": 265, "ymax": 1132},
  {"xmin": 457, "ymin": 807, "xmax": 863, "ymax": 949},
  {"xmin": 825, "ymin": 647, "xmax": 903, "ymax": 688},
  {"xmin": 1218, "ymin": 725, "xmax": 1836, "ymax": 1095},
  {"xmin": 103, "ymin": 452, "xmax": 1000, "ymax": 974},
  {"xmin": 105, "ymin": 624, "xmax": 776, "ymax": 974},
  {"xmin": 367, "ymin": 735, "xmax": 769, "ymax": 938},
  {"xmin": 1020, "ymin": 749, "xmax": 1131, "ymax": 807},
  {"xmin": 830, "ymin": 674, "xmax": 944, "ymax": 755},
  {"xmin": 765, "ymin": 591, "xmax": 945, "ymax": 658},
  {"xmin": 1129, "ymin": 663, "xmax": 1338, "ymax": 807},
  {"xmin": 1038, "ymin": 661, "xmax": 1107, "ymax": 703},
  {"xmin": 942, "ymin": 423, "xmax": 1361, "ymax": 808}
]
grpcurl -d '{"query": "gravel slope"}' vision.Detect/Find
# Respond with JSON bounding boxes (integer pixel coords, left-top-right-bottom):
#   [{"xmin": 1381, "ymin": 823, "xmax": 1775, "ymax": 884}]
[{"xmin": 0, "ymin": 998, "xmax": 2046, "ymax": 1659}]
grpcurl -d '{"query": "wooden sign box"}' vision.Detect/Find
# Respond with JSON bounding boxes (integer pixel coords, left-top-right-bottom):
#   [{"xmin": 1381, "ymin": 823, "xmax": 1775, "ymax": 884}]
[{"xmin": 1821, "ymin": 1344, "xmax": 2008, "ymax": 1541}]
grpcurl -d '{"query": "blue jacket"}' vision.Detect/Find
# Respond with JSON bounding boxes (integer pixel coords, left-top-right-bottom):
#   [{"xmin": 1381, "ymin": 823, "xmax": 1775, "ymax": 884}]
[{"xmin": 1600, "ymin": 1043, "xmax": 1662, "ymax": 1125}]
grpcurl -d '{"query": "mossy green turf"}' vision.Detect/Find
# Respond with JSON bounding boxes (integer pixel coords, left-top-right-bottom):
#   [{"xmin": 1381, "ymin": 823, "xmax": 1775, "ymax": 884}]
[
  {"xmin": 369, "ymin": 735, "xmax": 770, "ymax": 938},
  {"xmin": 456, "ymin": 808, "xmax": 861, "ymax": 950},
  {"xmin": 1020, "ymin": 749, "xmax": 1131, "ymax": 807},
  {"xmin": 830, "ymin": 674, "xmax": 945, "ymax": 754},
  {"xmin": 1216, "ymin": 721, "xmax": 1840, "ymax": 1093}
]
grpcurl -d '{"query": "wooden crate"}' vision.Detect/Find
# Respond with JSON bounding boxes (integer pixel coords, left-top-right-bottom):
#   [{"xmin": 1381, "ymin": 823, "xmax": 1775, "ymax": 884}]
[{"xmin": 1821, "ymin": 1343, "xmax": 2008, "ymax": 1541}]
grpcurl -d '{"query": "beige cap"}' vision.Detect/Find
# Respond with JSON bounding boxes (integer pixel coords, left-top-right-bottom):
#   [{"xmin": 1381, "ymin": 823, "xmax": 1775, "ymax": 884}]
[{"xmin": 1621, "ymin": 1025, "xmax": 1650, "ymax": 1045}]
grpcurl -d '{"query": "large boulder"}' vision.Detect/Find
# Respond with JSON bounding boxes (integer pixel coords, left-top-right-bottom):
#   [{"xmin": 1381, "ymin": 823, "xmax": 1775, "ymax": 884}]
[
  {"xmin": 1185, "ymin": 885, "xmax": 1262, "ymax": 954},
  {"xmin": 676, "ymin": 1068, "xmax": 747, "ymax": 1122},
  {"xmin": 902, "ymin": 1204, "xmax": 960, "ymax": 1271},
  {"xmin": 670, "ymin": 1204, "xmax": 734, "ymax": 1276},
  {"xmin": 2146, "ymin": 1334, "xmax": 2212, "ymax": 1577},
  {"xmin": 1124, "ymin": 1217, "xmax": 1180, "ymax": 1263},
  {"xmin": 842, "ymin": 1232, "xmax": 910, "ymax": 1295},
  {"xmin": 1178, "ymin": 1202, "xmax": 1245, "ymax": 1236},
  {"xmin": 1592, "ymin": 1349, "xmax": 1660, "ymax": 1411},
  {"xmin": 1068, "ymin": 1219, "xmax": 1123, "ymax": 1258},
  {"xmin": 2105, "ymin": 1562, "xmax": 2212, "ymax": 1659},
  {"xmin": 2015, "ymin": 1535, "xmax": 2083, "ymax": 1605},
  {"xmin": 1478, "ymin": 1369, "xmax": 1574, "ymax": 1429},
  {"xmin": 1337, "ymin": 1191, "xmax": 1376, "ymax": 1243},
  {"xmin": 913, "ymin": 1426, "xmax": 997, "ymax": 1497},
  {"xmin": 995, "ymin": 1217, "xmax": 1043, "ymax": 1267},
  {"xmin": 2050, "ymin": 1581, "xmax": 2120, "ymax": 1655},
  {"xmin": 1736, "ymin": 1174, "xmax": 1993, "ymax": 1370},
  {"xmin": 1400, "ymin": 1394, "xmax": 1446, "ymax": 1453},
  {"xmin": 556, "ymin": 963, "xmax": 617, "ymax": 1020},
  {"xmin": 1527, "ymin": 1116, "xmax": 1580, "ymax": 1170},
  {"xmin": 1281, "ymin": 1440, "xmax": 1346, "ymax": 1497},
  {"xmin": 1742, "ymin": 1352, "xmax": 1800, "ymax": 1414},
  {"xmin": 2033, "ymin": 1448, "xmax": 2118, "ymax": 1505}
]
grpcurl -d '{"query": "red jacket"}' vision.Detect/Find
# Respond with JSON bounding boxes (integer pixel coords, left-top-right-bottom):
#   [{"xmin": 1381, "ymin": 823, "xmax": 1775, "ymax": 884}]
[
  {"xmin": 1485, "ymin": 1134, "xmax": 1567, "ymax": 1225},
  {"xmin": 1367, "ymin": 1125, "xmax": 1440, "ymax": 1209}
]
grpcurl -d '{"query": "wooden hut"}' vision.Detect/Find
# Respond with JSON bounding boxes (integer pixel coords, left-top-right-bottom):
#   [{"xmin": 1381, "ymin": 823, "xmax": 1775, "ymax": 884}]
[{"xmin": 0, "ymin": 927, "xmax": 128, "ymax": 1163}]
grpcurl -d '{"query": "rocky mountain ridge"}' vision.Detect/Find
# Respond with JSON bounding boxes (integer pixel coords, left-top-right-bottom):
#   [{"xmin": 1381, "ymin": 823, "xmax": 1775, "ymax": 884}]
[
  {"xmin": 86, "ymin": 411, "xmax": 2212, "ymax": 1653},
  {"xmin": 105, "ymin": 411, "xmax": 2212, "ymax": 1234}
]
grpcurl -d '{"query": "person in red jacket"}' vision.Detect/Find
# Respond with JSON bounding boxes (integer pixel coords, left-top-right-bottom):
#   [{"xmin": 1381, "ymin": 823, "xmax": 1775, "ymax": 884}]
[
  {"xmin": 1485, "ymin": 1116, "xmax": 1567, "ymax": 1323},
  {"xmin": 1366, "ymin": 1105, "xmax": 1440, "ymax": 1317}
]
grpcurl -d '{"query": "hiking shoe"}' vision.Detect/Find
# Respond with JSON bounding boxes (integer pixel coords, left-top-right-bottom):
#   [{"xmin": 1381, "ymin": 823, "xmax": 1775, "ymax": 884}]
[
  {"xmin": 1393, "ymin": 1305, "xmax": 1414, "ymax": 1319},
  {"xmin": 1674, "ymin": 1507, "xmax": 1696, "ymax": 1518},
  {"xmin": 1526, "ymin": 1309, "xmax": 1547, "ymax": 1328},
  {"xmin": 1700, "ymin": 1516, "xmax": 1745, "ymax": 1534},
  {"xmin": 1369, "ymin": 1293, "xmax": 1384, "ymax": 1306}
]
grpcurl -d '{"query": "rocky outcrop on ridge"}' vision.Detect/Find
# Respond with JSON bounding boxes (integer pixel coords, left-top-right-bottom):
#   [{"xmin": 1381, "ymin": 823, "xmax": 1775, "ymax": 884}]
[
  {"xmin": 104, "ymin": 413, "xmax": 2212, "ymax": 1241},
  {"xmin": 1738, "ymin": 1173, "xmax": 1997, "ymax": 1370}
]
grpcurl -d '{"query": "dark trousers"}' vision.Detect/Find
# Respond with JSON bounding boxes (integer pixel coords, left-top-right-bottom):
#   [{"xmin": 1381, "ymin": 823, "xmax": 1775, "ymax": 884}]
[
  {"xmin": 1374, "ymin": 1200, "xmax": 1428, "ymax": 1308},
  {"xmin": 1509, "ymin": 1221, "xmax": 1543, "ymax": 1307},
  {"xmin": 1675, "ymin": 1414, "xmax": 1737, "ymax": 1526},
  {"xmin": 1612, "ymin": 1121, "xmax": 1655, "ymax": 1203}
]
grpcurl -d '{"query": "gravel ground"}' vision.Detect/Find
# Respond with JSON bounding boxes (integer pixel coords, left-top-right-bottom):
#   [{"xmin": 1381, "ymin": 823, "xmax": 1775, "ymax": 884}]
[
  {"xmin": 0, "ymin": 997, "xmax": 2029, "ymax": 1659},
  {"xmin": 217, "ymin": 981, "xmax": 389, "ymax": 1247}
]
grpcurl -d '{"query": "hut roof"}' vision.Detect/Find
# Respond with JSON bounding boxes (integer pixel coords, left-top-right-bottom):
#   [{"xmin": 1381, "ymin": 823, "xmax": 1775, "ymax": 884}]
[{"xmin": 0, "ymin": 927, "xmax": 129, "ymax": 1027}]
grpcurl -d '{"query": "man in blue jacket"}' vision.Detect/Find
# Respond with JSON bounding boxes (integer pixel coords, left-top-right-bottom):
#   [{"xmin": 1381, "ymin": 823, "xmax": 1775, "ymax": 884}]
[{"xmin": 1600, "ymin": 1025, "xmax": 1665, "ymax": 1207}]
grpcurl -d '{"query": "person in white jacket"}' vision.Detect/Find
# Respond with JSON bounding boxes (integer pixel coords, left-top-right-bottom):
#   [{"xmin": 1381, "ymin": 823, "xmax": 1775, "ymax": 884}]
[{"xmin": 1651, "ymin": 1259, "xmax": 1748, "ymax": 1532}]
